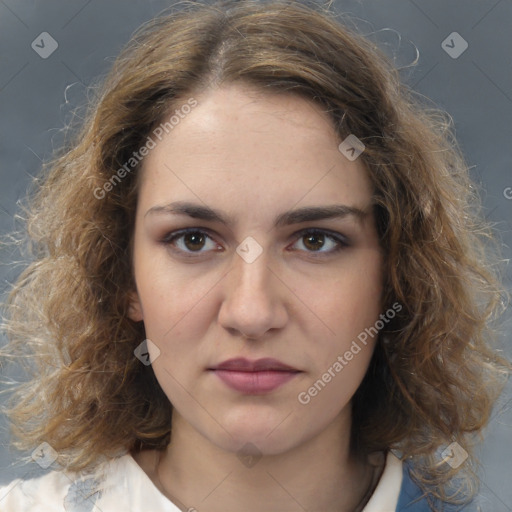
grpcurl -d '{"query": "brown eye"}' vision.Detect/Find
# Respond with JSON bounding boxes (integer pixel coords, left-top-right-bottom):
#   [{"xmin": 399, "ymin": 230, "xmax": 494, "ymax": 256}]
[
  {"xmin": 161, "ymin": 228, "xmax": 221, "ymax": 257},
  {"xmin": 290, "ymin": 229, "xmax": 349, "ymax": 256},
  {"xmin": 182, "ymin": 231, "xmax": 207, "ymax": 251},
  {"xmin": 302, "ymin": 232, "xmax": 326, "ymax": 251}
]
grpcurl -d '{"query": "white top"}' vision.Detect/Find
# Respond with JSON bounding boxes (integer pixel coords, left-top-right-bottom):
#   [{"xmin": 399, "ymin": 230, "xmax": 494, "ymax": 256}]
[{"xmin": 0, "ymin": 451, "xmax": 403, "ymax": 511}]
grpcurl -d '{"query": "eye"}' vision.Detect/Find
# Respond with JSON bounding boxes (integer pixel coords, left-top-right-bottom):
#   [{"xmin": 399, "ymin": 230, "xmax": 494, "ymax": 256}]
[
  {"xmin": 289, "ymin": 228, "xmax": 349, "ymax": 256},
  {"xmin": 161, "ymin": 228, "xmax": 221, "ymax": 257}
]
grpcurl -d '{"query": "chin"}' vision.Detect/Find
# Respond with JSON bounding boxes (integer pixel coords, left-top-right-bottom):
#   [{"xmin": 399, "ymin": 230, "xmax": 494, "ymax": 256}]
[{"xmin": 204, "ymin": 414, "xmax": 299, "ymax": 457}]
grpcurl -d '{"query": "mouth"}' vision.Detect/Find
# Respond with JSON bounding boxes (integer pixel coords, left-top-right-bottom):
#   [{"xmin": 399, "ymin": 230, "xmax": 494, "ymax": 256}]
[{"xmin": 208, "ymin": 357, "xmax": 302, "ymax": 394}]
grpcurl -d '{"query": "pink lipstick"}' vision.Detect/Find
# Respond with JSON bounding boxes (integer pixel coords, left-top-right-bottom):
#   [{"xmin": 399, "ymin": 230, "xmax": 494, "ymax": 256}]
[{"xmin": 209, "ymin": 357, "xmax": 301, "ymax": 394}]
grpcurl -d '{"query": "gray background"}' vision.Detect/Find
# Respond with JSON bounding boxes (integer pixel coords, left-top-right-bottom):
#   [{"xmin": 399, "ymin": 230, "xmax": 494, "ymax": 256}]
[{"xmin": 0, "ymin": 0, "xmax": 510, "ymax": 510}]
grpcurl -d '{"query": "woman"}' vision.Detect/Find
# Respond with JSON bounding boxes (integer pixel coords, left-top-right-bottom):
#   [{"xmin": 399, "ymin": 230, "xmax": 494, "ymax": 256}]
[{"xmin": 0, "ymin": 1, "xmax": 509, "ymax": 510}]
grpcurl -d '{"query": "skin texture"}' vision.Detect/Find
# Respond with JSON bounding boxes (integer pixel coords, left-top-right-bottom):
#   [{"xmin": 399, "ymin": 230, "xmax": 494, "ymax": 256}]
[{"xmin": 128, "ymin": 83, "xmax": 384, "ymax": 512}]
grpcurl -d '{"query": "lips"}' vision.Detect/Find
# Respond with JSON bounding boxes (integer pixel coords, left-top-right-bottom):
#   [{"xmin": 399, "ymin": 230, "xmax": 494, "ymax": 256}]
[
  {"xmin": 211, "ymin": 357, "xmax": 299, "ymax": 372},
  {"xmin": 208, "ymin": 357, "xmax": 301, "ymax": 394}
]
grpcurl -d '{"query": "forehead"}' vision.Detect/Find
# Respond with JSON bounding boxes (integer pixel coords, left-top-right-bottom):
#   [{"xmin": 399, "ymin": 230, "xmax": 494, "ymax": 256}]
[{"xmin": 137, "ymin": 83, "xmax": 373, "ymax": 216}]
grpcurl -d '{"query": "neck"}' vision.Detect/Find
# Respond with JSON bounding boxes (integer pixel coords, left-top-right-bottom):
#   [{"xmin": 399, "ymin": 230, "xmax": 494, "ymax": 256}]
[{"xmin": 145, "ymin": 412, "xmax": 380, "ymax": 512}]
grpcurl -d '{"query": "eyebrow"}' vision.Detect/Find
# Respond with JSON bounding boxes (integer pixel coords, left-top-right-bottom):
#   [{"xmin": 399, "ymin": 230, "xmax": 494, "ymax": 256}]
[{"xmin": 145, "ymin": 201, "xmax": 369, "ymax": 227}]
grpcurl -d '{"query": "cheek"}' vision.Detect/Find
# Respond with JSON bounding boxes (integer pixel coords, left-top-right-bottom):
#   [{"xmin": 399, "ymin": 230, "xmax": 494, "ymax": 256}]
[
  {"xmin": 134, "ymin": 250, "xmax": 216, "ymax": 337},
  {"xmin": 296, "ymin": 346, "xmax": 373, "ymax": 428},
  {"xmin": 298, "ymin": 280, "xmax": 382, "ymax": 415},
  {"xmin": 302, "ymin": 249, "xmax": 382, "ymax": 382},
  {"xmin": 319, "ymin": 250, "xmax": 382, "ymax": 335}
]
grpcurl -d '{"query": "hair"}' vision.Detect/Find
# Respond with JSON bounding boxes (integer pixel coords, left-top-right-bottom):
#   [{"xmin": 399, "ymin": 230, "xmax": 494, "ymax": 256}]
[{"xmin": 1, "ymin": 0, "xmax": 510, "ymax": 509}]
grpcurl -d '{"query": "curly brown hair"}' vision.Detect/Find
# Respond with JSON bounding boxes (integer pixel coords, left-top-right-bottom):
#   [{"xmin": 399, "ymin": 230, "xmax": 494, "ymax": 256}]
[{"xmin": 1, "ymin": 0, "xmax": 510, "ymax": 509}]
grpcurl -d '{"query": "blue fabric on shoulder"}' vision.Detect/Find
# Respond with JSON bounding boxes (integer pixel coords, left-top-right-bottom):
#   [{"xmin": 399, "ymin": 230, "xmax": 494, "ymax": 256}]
[{"xmin": 396, "ymin": 461, "xmax": 476, "ymax": 512}]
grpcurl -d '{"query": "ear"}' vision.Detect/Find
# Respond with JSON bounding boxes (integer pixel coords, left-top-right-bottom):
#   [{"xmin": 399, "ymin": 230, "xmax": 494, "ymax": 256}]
[{"xmin": 127, "ymin": 290, "xmax": 144, "ymax": 322}]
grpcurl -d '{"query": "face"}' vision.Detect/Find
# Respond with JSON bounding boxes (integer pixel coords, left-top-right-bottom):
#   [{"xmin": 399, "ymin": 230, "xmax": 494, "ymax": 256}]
[{"xmin": 129, "ymin": 83, "xmax": 383, "ymax": 456}]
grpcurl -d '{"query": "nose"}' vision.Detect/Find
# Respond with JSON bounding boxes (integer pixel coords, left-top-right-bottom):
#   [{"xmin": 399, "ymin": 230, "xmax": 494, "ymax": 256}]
[{"xmin": 217, "ymin": 248, "xmax": 288, "ymax": 340}]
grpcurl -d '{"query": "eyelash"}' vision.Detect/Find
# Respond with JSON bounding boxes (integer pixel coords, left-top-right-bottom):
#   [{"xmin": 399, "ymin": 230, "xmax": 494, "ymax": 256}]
[{"xmin": 160, "ymin": 227, "xmax": 349, "ymax": 258}]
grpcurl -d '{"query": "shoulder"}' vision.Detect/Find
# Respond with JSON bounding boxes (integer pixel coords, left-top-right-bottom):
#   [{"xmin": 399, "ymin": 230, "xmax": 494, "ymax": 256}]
[
  {"xmin": 0, "ymin": 451, "xmax": 181, "ymax": 512},
  {"xmin": 363, "ymin": 451, "xmax": 477, "ymax": 512},
  {"xmin": 0, "ymin": 455, "xmax": 124, "ymax": 512},
  {"xmin": 397, "ymin": 459, "xmax": 477, "ymax": 512},
  {"xmin": 0, "ymin": 470, "xmax": 71, "ymax": 511}
]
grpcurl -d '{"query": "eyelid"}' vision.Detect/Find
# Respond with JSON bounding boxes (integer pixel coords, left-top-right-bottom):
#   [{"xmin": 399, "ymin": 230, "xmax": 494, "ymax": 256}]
[{"xmin": 160, "ymin": 226, "xmax": 218, "ymax": 244}]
